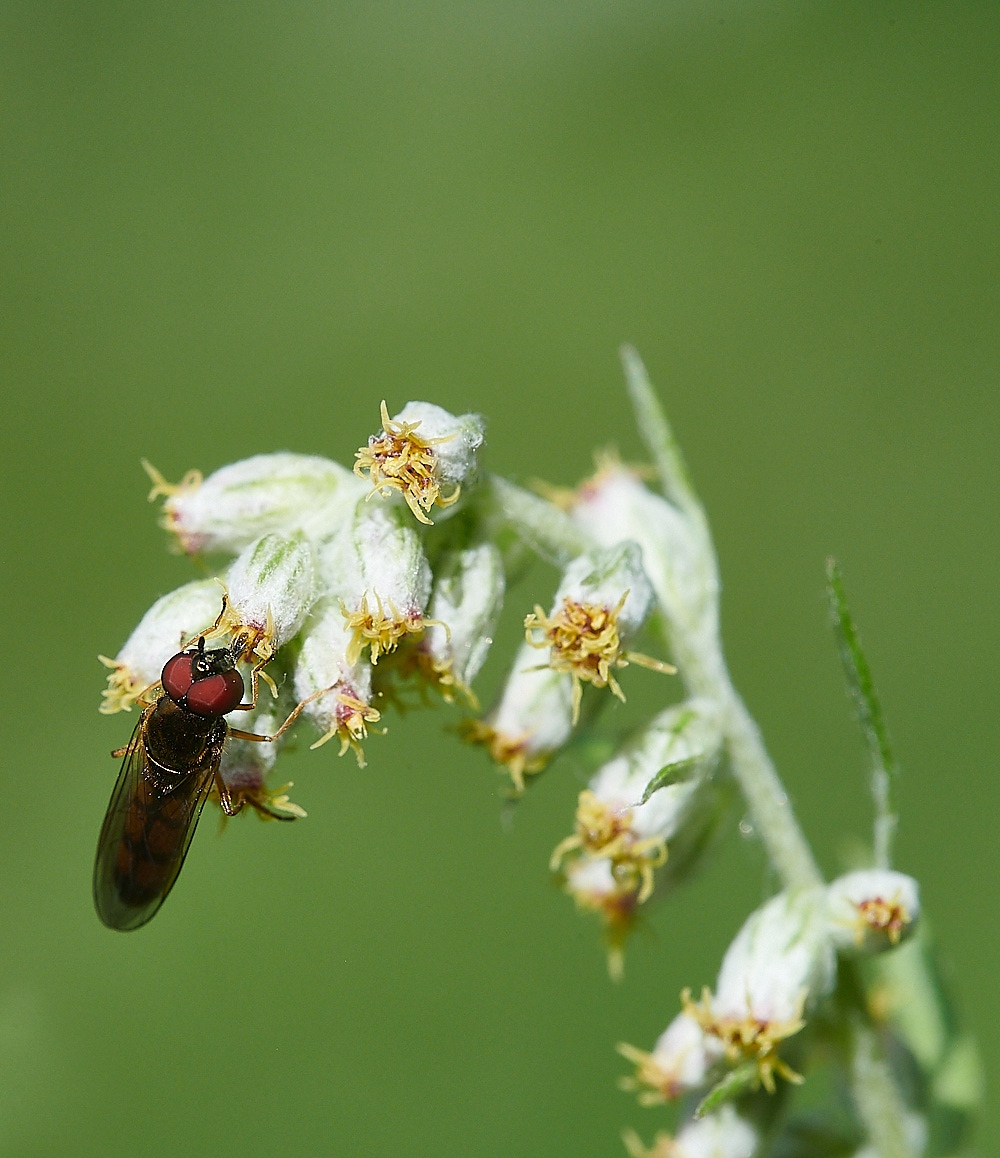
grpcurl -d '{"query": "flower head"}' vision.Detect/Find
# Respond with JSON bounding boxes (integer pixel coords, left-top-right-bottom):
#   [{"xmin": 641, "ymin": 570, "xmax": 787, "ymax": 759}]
[
  {"xmin": 617, "ymin": 1010, "xmax": 723, "ymax": 1104},
  {"xmin": 354, "ymin": 400, "xmax": 485, "ymax": 524},
  {"xmin": 524, "ymin": 544, "xmax": 673, "ymax": 722},
  {"xmin": 147, "ymin": 452, "xmax": 365, "ymax": 556},
  {"xmin": 293, "ymin": 599, "xmax": 382, "ymax": 767},
  {"xmin": 209, "ymin": 531, "xmax": 319, "ymax": 679},
  {"xmin": 554, "ymin": 700, "xmax": 722, "ymax": 920},
  {"xmin": 567, "ymin": 461, "xmax": 716, "ymax": 655},
  {"xmin": 621, "ymin": 1105, "xmax": 758, "ymax": 1158},
  {"xmin": 464, "ymin": 641, "xmax": 575, "ymax": 792},
  {"xmin": 826, "ymin": 869, "xmax": 920, "ymax": 953},
  {"xmin": 416, "ymin": 542, "xmax": 505, "ymax": 705},
  {"xmin": 685, "ymin": 889, "xmax": 836, "ymax": 1092},
  {"xmin": 217, "ymin": 696, "xmax": 307, "ymax": 819},
  {"xmin": 98, "ymin": 579, "xmax": 222, "ymax": 713},
  {"xmin": 319, "ymin": 499, "xmax": 436, "ymax": 666}
]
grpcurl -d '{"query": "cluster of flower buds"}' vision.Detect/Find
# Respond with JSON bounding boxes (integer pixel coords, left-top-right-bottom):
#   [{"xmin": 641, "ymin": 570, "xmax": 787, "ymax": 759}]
[
  {"xmin": 619, "ymin": 868, "xmax": 919, "ymax": 1114},
  {"xmin": 102, "ymin": 403, "xmax": 487, "ymax": 790},
  {"xmin": 101, "ymin": 367, "xmax": 941, "ymax": 1155},
  {"xmin": 466, "ymin": 543, "xmax": 676, "ymax": 790}
]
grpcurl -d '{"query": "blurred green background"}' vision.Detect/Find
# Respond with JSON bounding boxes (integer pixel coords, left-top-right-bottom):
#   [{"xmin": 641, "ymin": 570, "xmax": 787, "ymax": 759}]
[{"xmin": 2, "ymin": 2, "xmax": 996, "ymax": 1154}]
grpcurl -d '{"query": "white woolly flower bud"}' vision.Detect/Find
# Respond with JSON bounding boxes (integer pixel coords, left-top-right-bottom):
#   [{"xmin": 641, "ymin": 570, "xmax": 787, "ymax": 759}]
[
  {"xmin": 524, "ymin": 543, "xmax": 673, "ymax": 722},
  {"xmin": 590, "ymin": 698, "xmax": 721, "ymax": 842},
  {"xmin": 623, "ymin": 1105, "xmax": 759, "ymax": 1158},
  {"xmin": 98, "ymin": 579, "xmax": 222, "ymax": 713},
  {"xmin": 392, "ymin": 401, "xmax": 485, "ymax": 492},
  {"xmin": 568, "ymin": 462, "xmax": 717, "ymax": 652},
  {"xmin": 465, "ymin": 640, "xmax": 575, "ymax": 792},
  {"xmin": 617, "ymin": 1010, "xmax": 724, "ymax": 1105},
  {"xmin": 320, "ymin": 499, "xmax": 434, "ymax": 665},
  {"xmin": 680, "ymin": 889, "xmax": 835, "ymax": 1093},
  {"xmin": 826, "ymin": 869, "xmax": 920, "ymax": 953},
  {"xmin": 222, "ymin": 531, "xmax": 318, "ymax": 663},
  {"xmin": 151, "ymin": 452, "xmax": 366, "ymax": 556},
  {"xmin": 713, "ymin": 889, "xmax": 836, "ymax": 1027},
  {"xmin": 555, "ymin": 542, "xmax": 654, "ymax": 637},
  {"xmin": 354, "ymin": 400, "xmax": 485, "ymax": 524},
  {"xmin": 419, "ymin": 542, "xmax": 505, "ymax": 703},
  {"xmin": 554, "ymin": 700, "xmax": 723, "ymax": 936},
  {"xmin": 294, "ymin": 599, "xmax": 381, "ymax": 767}
]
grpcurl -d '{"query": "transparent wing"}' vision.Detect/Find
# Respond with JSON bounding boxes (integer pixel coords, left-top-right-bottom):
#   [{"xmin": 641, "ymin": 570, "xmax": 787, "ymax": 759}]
[{"xmin": 93, "ymin": 708, "xmax": 219, "ymax": 931}]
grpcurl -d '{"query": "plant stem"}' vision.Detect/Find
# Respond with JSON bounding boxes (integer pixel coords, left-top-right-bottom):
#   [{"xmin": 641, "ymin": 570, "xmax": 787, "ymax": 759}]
[
  {"xmin": 849, "ymin": 1016, "xmax": 916, "ymax": 1158},
  {"xmin": 622, "ymin": 347, "xmax": 823, "ymax": 892},
  {"xmin": 623, "ymin": 349, "xmax": 927, "ymax": 1148},
  {"xmin": 487, "ymin": 474, "xmax": 590, "ymax": 566}
]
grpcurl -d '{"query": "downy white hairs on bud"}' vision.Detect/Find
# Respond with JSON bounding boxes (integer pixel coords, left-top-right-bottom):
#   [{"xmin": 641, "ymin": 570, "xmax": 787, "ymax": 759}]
[
  {"xmin": 146, "ymin": 452, "xmax": 367, "ymax": 556},
  {"xmin": 684, "ymin": 889, "xmax": 836, "ymax": 1092},
  {"xmin": 319, "ymin": 498, "xmax": 435, "ymax": 666},
  {"xmin": 567, "ymin": 460, "xmax": 718, "ymax": 668},
  {"xmin": 622, "ymin": 1104, "xmax": 758, "ymax": 1158},
  {"xmin": 98, "ymin": 578, "xmax": 223, "ymax": 713},
  {"xmin": 464, "ymin": 641, "xmax": 575, "ymax": 793},
  {"xmin": 523, "ymin": 542, "xmax": 674, "ymax": 723},
  {"xmin": 418, "ymin": 542, "xmax": 505, "ymax": 705},
  {"xmin": 219, "ymin": 531, "xmax": 319, "ymax": 666},
  {"xmin": 826, "ymin": 869, "xmax": 920, "ymax": 953},
  {"xmin": 554, "ymin": 699, "xmax": 724, "ymax": 953},
  {"xmin": 354, "ymin": 400, "xmax": 485, "ymax": 525},
  {"xmin": 293, "ymin": 599, "xmax": 381, "ymax": 766}
]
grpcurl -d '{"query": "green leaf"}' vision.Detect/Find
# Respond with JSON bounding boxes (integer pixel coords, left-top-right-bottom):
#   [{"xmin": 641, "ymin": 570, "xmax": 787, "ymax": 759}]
[
  {"xmin": 638, "ymin": 755, "xmax": 702, "ymax": 805},
  {"xmin": 825, "ymin": 557, "xmax": 898, "ymax": 868},
  {"xmin": 694, "ymin": 1061, "xmax": 759, "ymax": 1118}
]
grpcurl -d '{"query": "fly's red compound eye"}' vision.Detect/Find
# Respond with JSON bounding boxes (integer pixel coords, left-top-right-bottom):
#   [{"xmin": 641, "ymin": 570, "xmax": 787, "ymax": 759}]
[
  {"xmin": 161, "ymin": 652, "xmax": 195, "ymax": 701},
  {"xmin": 184, "ymin": 668, "xmax": 245, "ymax": 717}
]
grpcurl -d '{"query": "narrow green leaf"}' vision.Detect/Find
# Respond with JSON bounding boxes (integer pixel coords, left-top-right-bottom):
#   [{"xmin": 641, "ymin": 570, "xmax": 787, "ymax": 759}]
[
  {"xmin": 825, "ymin": 557, "xmax": 898, "ymax": 868},
  {"xmin": 694, "ymin": 1061, "xmax": 759, "ymax": 1118},
  {"xmin": 638, "ymin": 755, "xmax": 702, "ymax": 806}
]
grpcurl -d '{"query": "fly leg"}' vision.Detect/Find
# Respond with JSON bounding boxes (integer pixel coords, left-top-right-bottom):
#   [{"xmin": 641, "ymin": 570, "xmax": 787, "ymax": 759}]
[{"xmin": 228, "ymin": 683, "xmax": 342, "ymax": 744}]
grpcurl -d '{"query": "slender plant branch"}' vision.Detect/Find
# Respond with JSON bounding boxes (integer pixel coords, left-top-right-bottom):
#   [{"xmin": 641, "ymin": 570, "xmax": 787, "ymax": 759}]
[
  {"xmin": 487, "ymin": 474, "xmax": 591, "ymax": 565},
  {"xmin": 622, "ymin": 346, "xmax": 823, "ymax": 892},
  {"xmin": 850, "ymin": 1016, "xmax": 914, "ymax": 1158}
]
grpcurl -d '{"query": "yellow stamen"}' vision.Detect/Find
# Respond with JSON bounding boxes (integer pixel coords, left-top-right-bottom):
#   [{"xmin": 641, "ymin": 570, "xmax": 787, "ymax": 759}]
[
  {"xmin": 203, "ymin": 594, "xmax": 278, "ymax": 676},
  {"xmin": 531, "ymin": 449, "xmax": 656, "ymax": 511},
  {"xmin": 98, "ymin": 655, "xmax": 146, "ymax": 714},
  {"xmin": 340, "ymin": 592, "xmax": 443, "ymax": 666},
  {"xmin": 551, "ymin": 790, "xmax": 666, "ymax": 904},
  {"xmin": 212, "ymin": 779, "xmax": 308, "ymax": 822},
  {"xmin": 620, "ymin": 1128, "xmax": 679, "ymax": 1158},
  {"xmin": 524, "ymin": 595, "xmax": 674, "ymax": 723},
  {"xmin": 263, "ymin": 782, "xmax": 308, "ymax": 819},
  {"xmin": 141, "ymin": 458, "xmax": 203, "ymax": 502},
  {"xmin": 406, "ymin": 649, "xmax": 480, "ymax": 709},
  {"xmin": 309, "ymin": 692, "xmax": 383, "ymax": 768},
  {"xmin": 854, "ymin": 893, "xmax": 911, "ymax": 946},
  {"xmin": 616, "ymin": 1042, "xmax": 687, "ymax": 1106},
  {"xmin": 353, "ymin": 400, "xmax": 460, "ymax": 524},
  {"xmin": 682, "ymin": 987, "xmax": 806, "ymax": 1094}
]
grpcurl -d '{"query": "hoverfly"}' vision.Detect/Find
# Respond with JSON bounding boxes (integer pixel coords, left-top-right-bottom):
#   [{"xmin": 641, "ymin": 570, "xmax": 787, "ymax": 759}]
[{"xmin": 93, "ymin": 629, "xmax": 325, "ymax": 931}]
